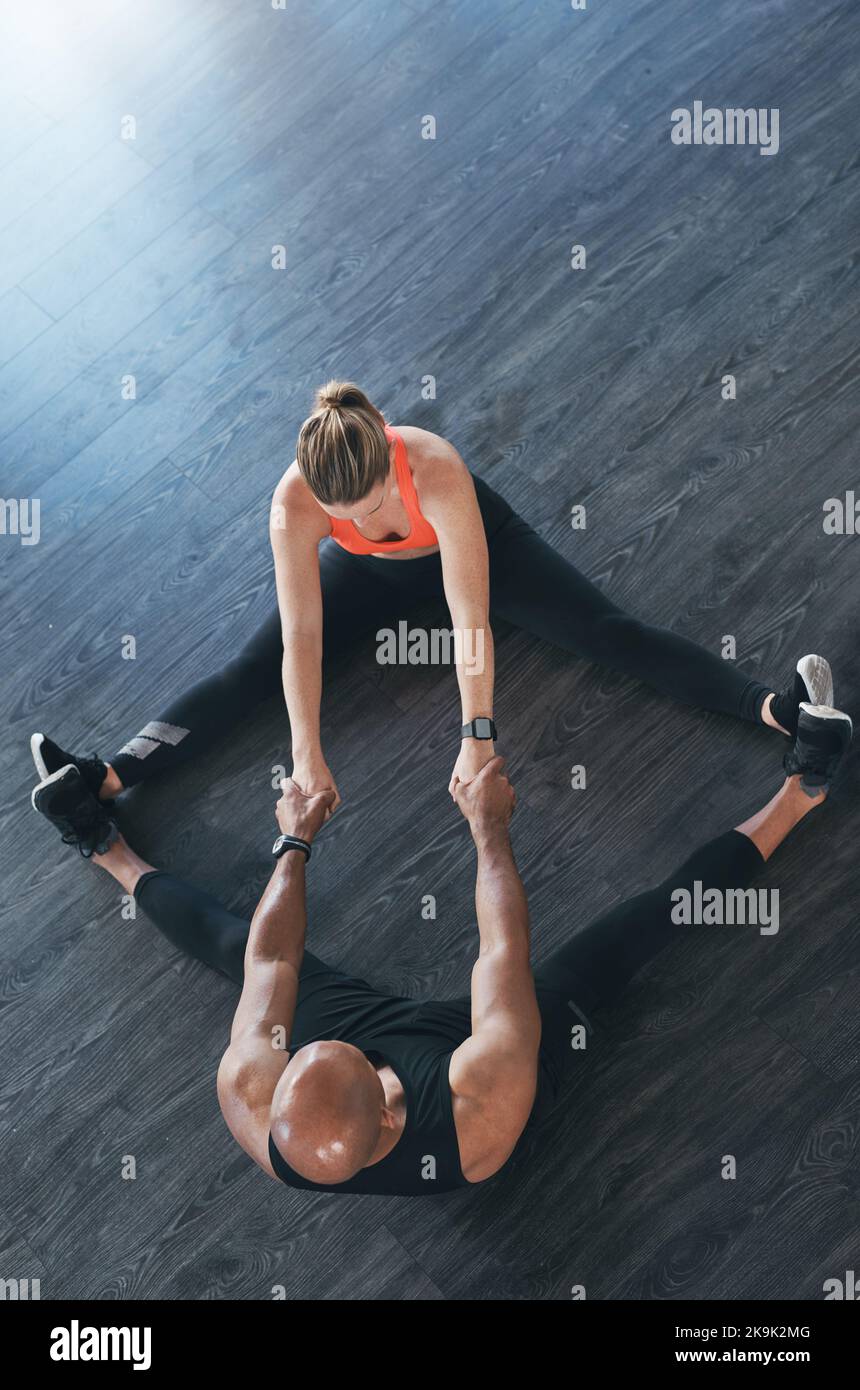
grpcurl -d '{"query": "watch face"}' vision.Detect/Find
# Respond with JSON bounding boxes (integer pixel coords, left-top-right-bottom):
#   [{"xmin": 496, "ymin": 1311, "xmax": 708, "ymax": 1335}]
[{"xmin": 474, "ymin": 718, "xmax": 493, "ymax": 738}]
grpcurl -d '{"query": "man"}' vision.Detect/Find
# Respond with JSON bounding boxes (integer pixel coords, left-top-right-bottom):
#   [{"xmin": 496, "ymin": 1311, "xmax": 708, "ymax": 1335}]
[{"xmin": 31, "ymin": 705, "xmax": 851, "ymax": 1194}]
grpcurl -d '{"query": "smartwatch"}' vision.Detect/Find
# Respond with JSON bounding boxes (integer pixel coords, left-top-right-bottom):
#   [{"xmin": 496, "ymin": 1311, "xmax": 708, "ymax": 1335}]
[
  {"xmin": 461, "ymin": 717, "xmax": 497, "ymax": 741},
  {"xmin": 272, "ymin": 834, "xmax": 312, "ymax": 862}
]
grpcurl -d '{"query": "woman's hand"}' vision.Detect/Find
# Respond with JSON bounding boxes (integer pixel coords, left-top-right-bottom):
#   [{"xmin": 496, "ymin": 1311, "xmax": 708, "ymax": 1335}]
[
  {"xmin": 276, "ymin": 778, "xmax": 337, "ymax": 842},
  {"xmin": 448, "ymin": 738, "xmax": 497, "ymax": 800},
  {"xmin": 452, "ymin": 755, "xmax": 516, "ymax": 834},
  {"xmin": 291, "ymin": 754, "xmax": 341, "ymax": 818}
]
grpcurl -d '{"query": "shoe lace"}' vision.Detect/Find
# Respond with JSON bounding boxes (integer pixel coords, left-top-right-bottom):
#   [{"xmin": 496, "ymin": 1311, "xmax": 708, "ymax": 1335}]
[
  {"xmin": 60, "ymin": 797, "xmax": 112, "ymax": 856},
  {"xmin": 80, "ymin": 749, "xmax": 108, "ymax": 785}
]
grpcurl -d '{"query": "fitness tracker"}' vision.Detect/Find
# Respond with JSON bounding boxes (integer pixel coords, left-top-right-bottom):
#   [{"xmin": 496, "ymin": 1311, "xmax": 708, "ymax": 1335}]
[
  {"xmin": 272, "ymin": 834, "xmax": 312, "ymax": 862},
  {"xmin": 461, "ymin": 717, "xmax": 497, "ymax": 740}
]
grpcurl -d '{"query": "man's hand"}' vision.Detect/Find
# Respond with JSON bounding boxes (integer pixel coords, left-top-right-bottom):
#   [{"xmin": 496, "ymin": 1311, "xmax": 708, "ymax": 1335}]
[
  {"xmin": 449, "ymin": 737, "xmax": 497, "ymax": 799},
  {"xmin": 290, "ymin": 753, "xmax": 341, "ymax": 818},
  {"xmin": 276, "ymin": 778, "xmax": 337, "ymax": 842},
  {"xmin": 452, "ymin": 755, "xmax": 516, "ymax": 839}
]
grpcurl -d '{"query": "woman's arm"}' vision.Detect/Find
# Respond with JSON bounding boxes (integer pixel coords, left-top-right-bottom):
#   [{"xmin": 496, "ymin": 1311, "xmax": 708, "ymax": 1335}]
[
  {"xmin": 416, "ymin": 439, "xmax": 497, "ymax": 793},
  {"xmin": 269, "ymin": 468, "xmax": 340, "ymax": 805}
]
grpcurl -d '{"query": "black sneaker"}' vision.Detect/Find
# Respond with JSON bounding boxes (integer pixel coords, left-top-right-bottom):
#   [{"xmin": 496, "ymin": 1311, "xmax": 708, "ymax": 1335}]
[
  {"xmin": 783, "ymin": 702, "xmax": 852, "ymax": 795},
  {"xmin": 31, "ymin": 765, "xmax": 118, "ymax": 858},
  {"xmin": 769, "ymin": 655, "xmax": 834, "ymax": 738},
  {"xmin": 30, "ymin": 732, "xmax": 108, "ymax": 801}
]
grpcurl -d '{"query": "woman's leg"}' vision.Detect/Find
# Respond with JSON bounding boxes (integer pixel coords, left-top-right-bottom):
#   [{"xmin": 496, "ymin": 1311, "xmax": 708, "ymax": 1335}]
[
  {"xmin": 475, "ymin": 480, "xmax": 772, "ymax": 724},
  {"xmin": 103, "ymin": 541, "xmax": 426, "ymax": 793},
  {"xmin": 532, "ymin": 774, "xmax": 825, "ymax": 1092},
  {"xmin": 108, "ymin": 605, "xmax": 284, "ymax": 791}
]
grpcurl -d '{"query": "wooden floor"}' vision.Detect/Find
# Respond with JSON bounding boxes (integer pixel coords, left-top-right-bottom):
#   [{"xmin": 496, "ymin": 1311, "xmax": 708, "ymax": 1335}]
[{"xmin": 2, "ymin": 0, "xmax": 859, "ymax": 1301}]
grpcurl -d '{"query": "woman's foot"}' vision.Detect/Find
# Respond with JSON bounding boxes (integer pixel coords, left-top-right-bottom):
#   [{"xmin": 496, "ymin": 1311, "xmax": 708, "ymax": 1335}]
[
  {"xmin": 736, "ymin": 702, "xmax": 850, "ymax": 859},
  {"xmin": 31, "ymin": 765, "xmax": 153, "ymax": 891},
  {"xmin": 30, "ymin": 733, "xmax": 121, "ymax": 801},
  {"xmin": 783, "ymin": 702, "xmax": 852, "ymax": 795},
  {"xmin": 91, "ymin": 833, "xmax": 155, "ymax": 894},
  {"xmin": 31, "ymin": 765, "xmax": 118, "ymax": 858},
  {"xmin": 762, "ymin": 654, "xmax": 834, "ymax": 737}
]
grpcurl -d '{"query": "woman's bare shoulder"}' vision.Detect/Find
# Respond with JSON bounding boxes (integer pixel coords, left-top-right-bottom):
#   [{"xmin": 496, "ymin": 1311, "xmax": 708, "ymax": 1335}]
[
  {"xmin": 270, "ymin": 461, "xmax": 328, "ymax": 540},
  {"xmin": 396, "ymin": 425, "xmax": 466, "ymax": 475},
  {"xmin": 272, "ymin": 459, "xmax": 305, "ymax": 503}
]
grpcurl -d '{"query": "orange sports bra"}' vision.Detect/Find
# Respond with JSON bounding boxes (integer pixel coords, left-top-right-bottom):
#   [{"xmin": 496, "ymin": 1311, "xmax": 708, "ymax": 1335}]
[{"xmin": 328, "ymin": 426, "xmax": 439, "ymax": 555}]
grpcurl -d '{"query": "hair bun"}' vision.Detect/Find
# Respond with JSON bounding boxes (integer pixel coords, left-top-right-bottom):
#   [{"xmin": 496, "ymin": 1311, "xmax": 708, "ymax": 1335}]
[
  {"xmin": 316, "ymin": 380, "xmax": 367, "ymax": 412},
  {"xmin": 299, "ymin": 382, "xmax": 388, "ymax": 505}
]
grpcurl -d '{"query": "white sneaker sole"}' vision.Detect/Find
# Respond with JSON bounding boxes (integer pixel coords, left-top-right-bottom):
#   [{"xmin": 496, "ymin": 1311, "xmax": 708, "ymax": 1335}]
[
  {"xmin": 30, "ymin": 731, "xmax": 49, "ymax": 782},
  {"xmin": 30, "ymin": 762, "xmax": 75, "ymax": 813},
  {"xmin": 798, "ymin": 701, "xmax": 852, "ymax": 735},
  {"xmin": 797, "ymin": 655, "xmax": 834, "ymax": 709}
]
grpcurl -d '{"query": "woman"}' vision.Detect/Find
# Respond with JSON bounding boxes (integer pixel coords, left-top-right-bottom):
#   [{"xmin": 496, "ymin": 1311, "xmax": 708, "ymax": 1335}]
[{"xmin": 31, "ymin": 381, "xmax": 833, "ymax": 814}]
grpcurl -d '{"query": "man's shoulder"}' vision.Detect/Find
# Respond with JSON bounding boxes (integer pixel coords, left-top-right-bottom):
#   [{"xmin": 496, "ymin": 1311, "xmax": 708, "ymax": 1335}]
[{"xmin": 448, "ymin": 1048, "xmax": 532, "ymax": 1184}]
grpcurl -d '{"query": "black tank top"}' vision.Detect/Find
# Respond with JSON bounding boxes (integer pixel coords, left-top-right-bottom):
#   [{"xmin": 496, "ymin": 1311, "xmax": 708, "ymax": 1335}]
[{"xmin": 267, "ymin": 954, "xmax": 473, "ymax": 1196}]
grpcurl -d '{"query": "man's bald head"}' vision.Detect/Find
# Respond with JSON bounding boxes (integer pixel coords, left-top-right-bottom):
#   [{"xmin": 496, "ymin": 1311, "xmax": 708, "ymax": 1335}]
[{"xmin": 270, "ymin": 1041, "xmax": 384, "ymax": 1184}]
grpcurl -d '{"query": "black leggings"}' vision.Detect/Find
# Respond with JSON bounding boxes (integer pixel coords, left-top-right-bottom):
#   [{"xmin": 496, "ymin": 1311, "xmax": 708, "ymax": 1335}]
[
  {"xmin": 134, "ymin": 827, "xmax": 764, "ymax": 1100},
  {"xmin": 110, "ymin": 477, "xmax": 770, "ymax": 785}
]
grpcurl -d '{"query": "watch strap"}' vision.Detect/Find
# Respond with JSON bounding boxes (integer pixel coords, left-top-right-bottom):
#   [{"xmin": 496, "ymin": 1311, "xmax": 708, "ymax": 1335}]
[
  {"xmin": 461, "ymin": 717, "xmax": 497, "ymax": 740},
  {"xmin": 272, "ymin": 834, "xmax": 311, "ymax": 861}
]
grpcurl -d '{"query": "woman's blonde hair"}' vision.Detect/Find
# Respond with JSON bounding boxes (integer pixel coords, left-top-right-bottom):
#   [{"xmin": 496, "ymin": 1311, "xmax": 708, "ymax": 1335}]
[{"xmin": 296, "ymin": 381, "xmax": 389, "ymax": 504}]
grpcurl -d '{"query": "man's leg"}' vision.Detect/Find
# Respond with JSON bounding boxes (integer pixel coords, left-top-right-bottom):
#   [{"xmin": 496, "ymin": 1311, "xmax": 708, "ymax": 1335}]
[
  {"xmin": 532, "ymin": 772, "xmax": 828, "ymax": 1097},
  {"xmin": 92, "ymin": 834, "xmax": 330, "ymax": 986},
  {"xmin": 477, "ymin": 482, "xmax": 807, "ymax": 732}
]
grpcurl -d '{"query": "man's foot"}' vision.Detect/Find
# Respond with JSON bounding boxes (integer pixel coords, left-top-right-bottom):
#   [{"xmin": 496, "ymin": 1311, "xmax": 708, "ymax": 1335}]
[
  {"xmin": 30, "ymin": 733, "xmax": 109, "ymax": 801},
  {"xmin": 783, "ymin": 702, "xmax": 852, "ymax": 796},
  {"xmin": 31, "ymin": 765, "xmax": 118, "ymax": 858},
  {"xmin": 768, "ymin": 655, "xmax": 834, "ymax": 738}
]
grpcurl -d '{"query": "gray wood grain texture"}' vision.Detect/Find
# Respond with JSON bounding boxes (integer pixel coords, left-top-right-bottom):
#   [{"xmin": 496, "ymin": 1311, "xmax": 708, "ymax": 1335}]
[{"xmin": 1, "ymin": 0, "xmax": 859, "ymax": 1300}]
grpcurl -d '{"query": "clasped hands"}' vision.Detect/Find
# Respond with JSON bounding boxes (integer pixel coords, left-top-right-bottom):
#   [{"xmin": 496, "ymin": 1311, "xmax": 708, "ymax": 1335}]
[{"xmin": 277, "ymin": 744, "xmax": 514, "ymax": 844}]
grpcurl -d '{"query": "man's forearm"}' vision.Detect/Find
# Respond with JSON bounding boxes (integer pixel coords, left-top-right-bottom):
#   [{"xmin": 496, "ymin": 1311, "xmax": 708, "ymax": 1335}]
[
  {"xmin": 230, "ymin": 851, "xmax": 308, "ymax": 1043},
  {"xmin": 245, "ymin": 851, "xmax": 309, "ymax": 972},
  {"xmin": 472, "ymin": 823, "xmax": 530, "ymax": 956}
]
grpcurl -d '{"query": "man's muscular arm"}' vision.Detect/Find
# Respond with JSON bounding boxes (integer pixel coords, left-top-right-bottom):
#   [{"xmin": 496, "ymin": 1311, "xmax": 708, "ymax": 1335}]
[
  {"xmin": 449, "ymin": 758, "xmax": 541, "ymax": 1182},
  {"xmin": 217, "ymin": 781, "xmax": 334, "ymax": 1176}
]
